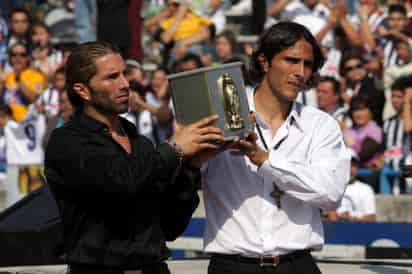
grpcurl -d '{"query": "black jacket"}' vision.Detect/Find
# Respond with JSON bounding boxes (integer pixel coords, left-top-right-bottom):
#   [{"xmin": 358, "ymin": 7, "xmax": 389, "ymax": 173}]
[{"xmin": 45, "ymin": 112, "xmax": 199, "ymax": 269}]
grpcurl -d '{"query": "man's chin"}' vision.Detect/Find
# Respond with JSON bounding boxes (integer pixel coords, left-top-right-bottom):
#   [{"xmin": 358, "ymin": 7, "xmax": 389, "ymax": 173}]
[{"xmin": 116, "ymin": 105, "xmax": 129, "ymax": 114}]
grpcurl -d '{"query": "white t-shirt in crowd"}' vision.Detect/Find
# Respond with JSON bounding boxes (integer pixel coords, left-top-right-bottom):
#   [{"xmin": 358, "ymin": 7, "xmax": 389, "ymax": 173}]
[
  {"xmin": 337, "ymin": 180, "xmax": 376, "ymax": 218},
  {"xmin": 37, "ymin": 87, "xmax": 60, "ymax": 118},
  {"xmin": 121, "ymin": 110, "xmax": 158, "ymax": 145},
  {"xmin": 5, "ymin": 105, "xmax": 46, "ymax": 165}
]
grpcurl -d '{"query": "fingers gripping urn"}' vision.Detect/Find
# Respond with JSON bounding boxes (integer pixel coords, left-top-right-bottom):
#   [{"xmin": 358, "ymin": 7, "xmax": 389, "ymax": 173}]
[{"xmin": 168, "ymin": 62, "xmax": 251, "ymax": 140}]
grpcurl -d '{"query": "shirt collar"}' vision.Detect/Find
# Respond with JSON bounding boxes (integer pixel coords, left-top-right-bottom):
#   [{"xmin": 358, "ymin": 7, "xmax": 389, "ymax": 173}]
[
  {"xmin": 73, "ymin": 111, "xmax": 138, "ymax": 137},
  {"xmin": 249, "ymin": 87, "xmax": 304, "ymax": 132}
]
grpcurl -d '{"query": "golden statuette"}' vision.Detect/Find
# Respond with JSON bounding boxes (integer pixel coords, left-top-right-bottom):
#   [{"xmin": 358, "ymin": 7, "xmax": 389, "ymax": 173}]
[{"xmin": 217, "ymin": 73, "xmax": 244, "ymax": 130}]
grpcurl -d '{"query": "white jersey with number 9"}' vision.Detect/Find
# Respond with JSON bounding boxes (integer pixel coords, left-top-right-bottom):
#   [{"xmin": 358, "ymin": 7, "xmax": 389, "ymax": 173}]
[{"xmin": 5, "ymin": 105, "xmax": 46, "ymax": 165}]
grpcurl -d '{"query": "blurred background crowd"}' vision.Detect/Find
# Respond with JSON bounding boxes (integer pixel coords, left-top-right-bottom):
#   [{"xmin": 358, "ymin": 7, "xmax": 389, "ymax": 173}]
[{"xmin": 0, "ymin": 0, "xmax": 412, "ymax": 222}]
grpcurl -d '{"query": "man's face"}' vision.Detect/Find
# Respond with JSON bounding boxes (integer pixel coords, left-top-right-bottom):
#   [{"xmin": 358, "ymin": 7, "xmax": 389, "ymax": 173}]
[
  {"xmin": 86, "ymin": 53, "xmax": 130, "ymax": 115},
  {"xmin": 59, "ymin": 91, "xmax": 74, "ymax": 121},
  {"xmin": 265, "ymin": 39, "xmax": 314, "ymax": 102},
  {"xmin": 388, "ymin": 11, "xmax": 407, "ymax": 31},
  {"xmin": 391, "ymin": 89, "xmax": 405, "ymax": 113},
  {"xmin": 167, "ymin": 0, "xmax": 179, "ymax": 16},
  {"xmin": 304, "ymin": 0, "xmax": 319, "ymax": 8},
  {"xmin": 352, "ymin": 107, "xmax": 372, "ymax": 127},
  {"xmin": 9, "ymin": 44, "xmax": 29, "ymax": 72},
  {"xmin": 181, "ymin": 60, "xmax": 199, "ymax": 71},
  {"xmin": 10, "ymin": 12, "xmax": 29, "ymax": 36},
  {"xmin": 151, "ymin": 70, "xmax": 167, "ymax": 90},
  {"xmin": 31, "ymin": 25, "xmax": 49, "ymax": 46},
  {"xmin": 126, "ymin": 67, "xmax": 144, "ymax": 83},
  {"xmin": 343, "ymin": 58, "xmax": 366, "ymax": 83},
  {"xmin": 396, "ymin": 42, "xmax": 411, "ymax": 63},
  {"xmin": 216, "ymin": 36, "xmax": 233, "ymax": 62},
  {"xmin": 316, "ymin": 81, "xmax": 339, "ymax": 111},
  {"xmin": 54, "ymin": 73, "xmax": 66, "ymax": 92}
]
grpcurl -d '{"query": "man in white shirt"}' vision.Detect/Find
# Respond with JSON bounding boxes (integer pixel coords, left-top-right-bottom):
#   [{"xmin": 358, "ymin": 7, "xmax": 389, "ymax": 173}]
[
  {"xmin": 201, "ymin": 22, "xmax": 350, "ymax": 273},
  {"xmin": 329, "ymin": 150, "xmax": 376, "ymax": 222},
  {"xmin": 316, "ymin": 76, "xmax": 351, "ymax": 130}
]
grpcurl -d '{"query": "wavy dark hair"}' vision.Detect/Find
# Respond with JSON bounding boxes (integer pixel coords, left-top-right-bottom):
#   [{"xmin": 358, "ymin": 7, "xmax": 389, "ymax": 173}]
[
  {"xmin": 248, "ymin": 22, "xmax": 324, "ymax": 86},
  {"xmin": 65, "ymin": 41, "xmax": 120, "ymax": 110}
]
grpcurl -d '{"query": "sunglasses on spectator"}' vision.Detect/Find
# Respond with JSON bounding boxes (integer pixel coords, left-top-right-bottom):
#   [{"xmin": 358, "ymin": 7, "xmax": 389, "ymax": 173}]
[
  {"xmin": 10, "ymin": 52, "xmax": 28, "ymax": 57},
  {"xmin": 345, "ymin": 63, "xmax": 363, "ymax": 72}
]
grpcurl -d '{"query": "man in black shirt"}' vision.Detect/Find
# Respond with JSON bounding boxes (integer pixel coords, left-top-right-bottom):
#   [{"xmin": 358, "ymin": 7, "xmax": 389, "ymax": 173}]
[{"xmin": 45, "ymin": 41, "xmax": 224, "ymax": 274}]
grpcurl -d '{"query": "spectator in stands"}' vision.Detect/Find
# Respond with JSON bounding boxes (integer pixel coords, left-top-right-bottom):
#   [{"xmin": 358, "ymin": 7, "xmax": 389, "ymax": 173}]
[
  {"xmin": 356, "ymin": 0, "xmax": 387, "ymax": 55},
  {"xmin": 328, "ymin": 150, "xmax": 376, "ymax": 222},
  {"xmin": 42, "ymin": 89, "xmax": 74, "ymax": 149},
  {"xmin": 0, "ymin": 15, "xmax": 8, "ymax": 67},
  {"xmin": 125, "ymin": 80, "xmax": 162, "ymax": 145},
  {"xmin": 177, "ymin": 52, "xmax": 204, "ymax": 71},
  {"xmin": 377, "ymin": 77, "xmax": 412, "ymax": 194},
  {"xmin": 316, "ymin": 76, "xmax": 351, "ymax": 130},
  {"xmin": 7, "ymin": 8, "xmax": 31, "ymax": 48},
  {"xmin": 3, "ymin": 41, "xmax": 46, "ymax": 121},
  {"xmin": 30, "ymin": 22, "xmax": 63, "ymax": 79},
  {"xmin": 0, "ymin": 101, "xmax": 46, "ymax": 206},
  {"xmin": 205, "ymin": 0, "xmax": 226, "ymax": 35},
  {"xmin": 267, "ymin": 0, "xmax": 330, "ymax": 23},
  {"xmin": 340, "ymin": 51, "xmax": 385, "ymax": 126},
  {"xmin": 344, "ymin": 95, "xmax": 383, "ymax": 192},
  {"xmin": 377, "ymin": 4, "xmax": 412, "ymax": 68},
  {"xmin": 142, "ymin": 67, "xmax": 173, "ymax": 142},
  {"xmin": 153, "ymin": 0, "xmax": 215, "ymax": 67},
  {"xmin": 384, "ymin": 39, "xmax": 412, "ymax": 90},
  {"xmin": 215, "ymin": 30, "xmax": 240, "ymax": 64},
  {"xmin": 37, "ymin": 66, "xmax": 65, "ymax": 119},
  {"xmin": 74, "ymin": 0, "xmax": 97, "ymax": 43},
  {"xmin": 125, "ymin": 59, "xmax": 146, "ymax": 85},
  {"xmin": 144, "ymin": 0, "xmax": 174, "ymax": 34}
]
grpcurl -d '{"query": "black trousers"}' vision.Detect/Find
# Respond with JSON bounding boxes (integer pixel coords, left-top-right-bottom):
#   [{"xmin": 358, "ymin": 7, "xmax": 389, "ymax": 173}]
[
  {"xmin": 68, "ymin": 262, "xmax": 170, "ymax": 274},
  {"xmin": 208, "ymin": 252, "xmax": 322, "ymax": 274}
]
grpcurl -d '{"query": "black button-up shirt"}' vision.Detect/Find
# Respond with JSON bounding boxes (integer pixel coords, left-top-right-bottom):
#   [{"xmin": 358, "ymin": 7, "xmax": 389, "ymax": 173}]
[{"xmin": 45, "ymin": 112, "xmax": 199, "ymax": 269}]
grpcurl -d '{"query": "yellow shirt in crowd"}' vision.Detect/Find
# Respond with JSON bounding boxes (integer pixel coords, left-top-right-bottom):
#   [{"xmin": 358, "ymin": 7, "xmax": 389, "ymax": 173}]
[
  {"xmin": 4, "ymin": 69, "xmax": 46, "ymax": 121},
  {"xmin": 161, "ymin": 11, "xmax": 212, "ymax": 41}
]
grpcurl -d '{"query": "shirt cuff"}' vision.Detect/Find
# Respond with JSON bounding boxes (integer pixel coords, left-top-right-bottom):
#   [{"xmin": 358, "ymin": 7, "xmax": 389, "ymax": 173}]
[{"xmin": 157, "ymin": 142, "xmax": 181, "ymax": 177}]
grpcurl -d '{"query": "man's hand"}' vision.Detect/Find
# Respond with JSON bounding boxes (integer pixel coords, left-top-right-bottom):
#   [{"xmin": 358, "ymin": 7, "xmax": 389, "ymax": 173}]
[
  {"xmin": 358, "ymin": 4, "xmax": 370, "ymax": 21},
  {"xmin": 129, "ymin": 92, "xmax": 147, "ymax": 112},
  {"xmin": 173, "ymin": 115, "xmax": 225, "ymax": 159},
  {"xmin": 230, "ymin": 131, "xmax": 269, "ymax": 167}
]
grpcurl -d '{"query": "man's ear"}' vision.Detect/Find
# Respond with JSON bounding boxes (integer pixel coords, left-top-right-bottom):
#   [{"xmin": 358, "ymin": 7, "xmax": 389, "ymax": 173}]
[
  {"xmin": 258, "ymin": 54, "xmax": 269, "ymax": 73},
  {"xmin": 73, "ymin": 83, "xmax": 91, "ymax": 101}
]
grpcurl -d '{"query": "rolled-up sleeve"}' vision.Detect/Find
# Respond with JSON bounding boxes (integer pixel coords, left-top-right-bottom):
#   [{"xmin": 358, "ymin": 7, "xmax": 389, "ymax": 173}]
[{"xmin": 258, "ymin": 118, "xmax": 351, "ymax": 211}]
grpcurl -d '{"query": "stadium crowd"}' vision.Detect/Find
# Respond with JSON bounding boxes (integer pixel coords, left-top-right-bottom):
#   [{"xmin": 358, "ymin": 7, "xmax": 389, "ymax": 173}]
[{"xmin": 0, "ymin": 0, "xmax": 411, "ymax": 221}]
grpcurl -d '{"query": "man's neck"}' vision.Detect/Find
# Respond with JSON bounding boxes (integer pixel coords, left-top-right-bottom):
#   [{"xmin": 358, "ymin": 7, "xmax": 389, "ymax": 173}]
[
  {"xmin": 323, "ymin": 104, "xmax": 338, "ymax": 114},
  {"xmin": 83, "ymin": 106, "xmax": 121, "ymax": 133},
  {"xmin": 254, "ymin": 80, "xmax": 292, "ymax": 127}
]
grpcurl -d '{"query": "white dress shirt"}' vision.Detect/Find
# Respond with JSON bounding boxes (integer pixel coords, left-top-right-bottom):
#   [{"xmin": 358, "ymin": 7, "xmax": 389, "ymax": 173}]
[
  {"xmin": 337, "ymin": 180, "xmax": 376, "ymax": 218},
  {"xmin": 201, "ymin": 88, "xmax": 350, "ymax": 257}
]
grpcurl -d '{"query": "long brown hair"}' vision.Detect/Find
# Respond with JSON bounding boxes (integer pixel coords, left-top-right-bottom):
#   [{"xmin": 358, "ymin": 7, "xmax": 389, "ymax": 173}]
[{"xmin": 65, "ymin": 41, "xmax": 120, "ymax": 110}]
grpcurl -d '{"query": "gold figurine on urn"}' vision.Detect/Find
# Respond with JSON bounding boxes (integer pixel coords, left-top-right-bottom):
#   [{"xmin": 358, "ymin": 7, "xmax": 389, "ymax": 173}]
[{"xmin": 168, "ymin": 62, "xmax": 251, "ymax": 140}]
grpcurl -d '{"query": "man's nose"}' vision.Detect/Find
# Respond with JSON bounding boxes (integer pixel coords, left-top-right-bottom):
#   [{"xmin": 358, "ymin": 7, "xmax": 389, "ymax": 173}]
[
  {"xmin": 119, "ymin": 73, "xmax": 130, "ymax": 89},
  {"xmin": 294, "ymin": 62, "xmax": 305, "ymax": 79}
]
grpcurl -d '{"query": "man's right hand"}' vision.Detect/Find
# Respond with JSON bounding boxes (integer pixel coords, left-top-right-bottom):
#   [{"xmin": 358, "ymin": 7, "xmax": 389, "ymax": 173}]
[{"xmin": 173, "ymin": 115, "xmax": 225, "ymax": 159}]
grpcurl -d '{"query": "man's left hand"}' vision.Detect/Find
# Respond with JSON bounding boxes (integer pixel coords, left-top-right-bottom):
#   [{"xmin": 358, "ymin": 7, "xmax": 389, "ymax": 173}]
[{"xmin": 230, "ymin": 131, "xmax": 269, "ymax": 167}]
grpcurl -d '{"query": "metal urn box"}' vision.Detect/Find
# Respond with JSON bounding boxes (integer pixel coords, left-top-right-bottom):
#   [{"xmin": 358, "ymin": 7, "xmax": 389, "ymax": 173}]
[{"xmin": 167, "ymin": 62, "xmax": 252, "ymax": 140}]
